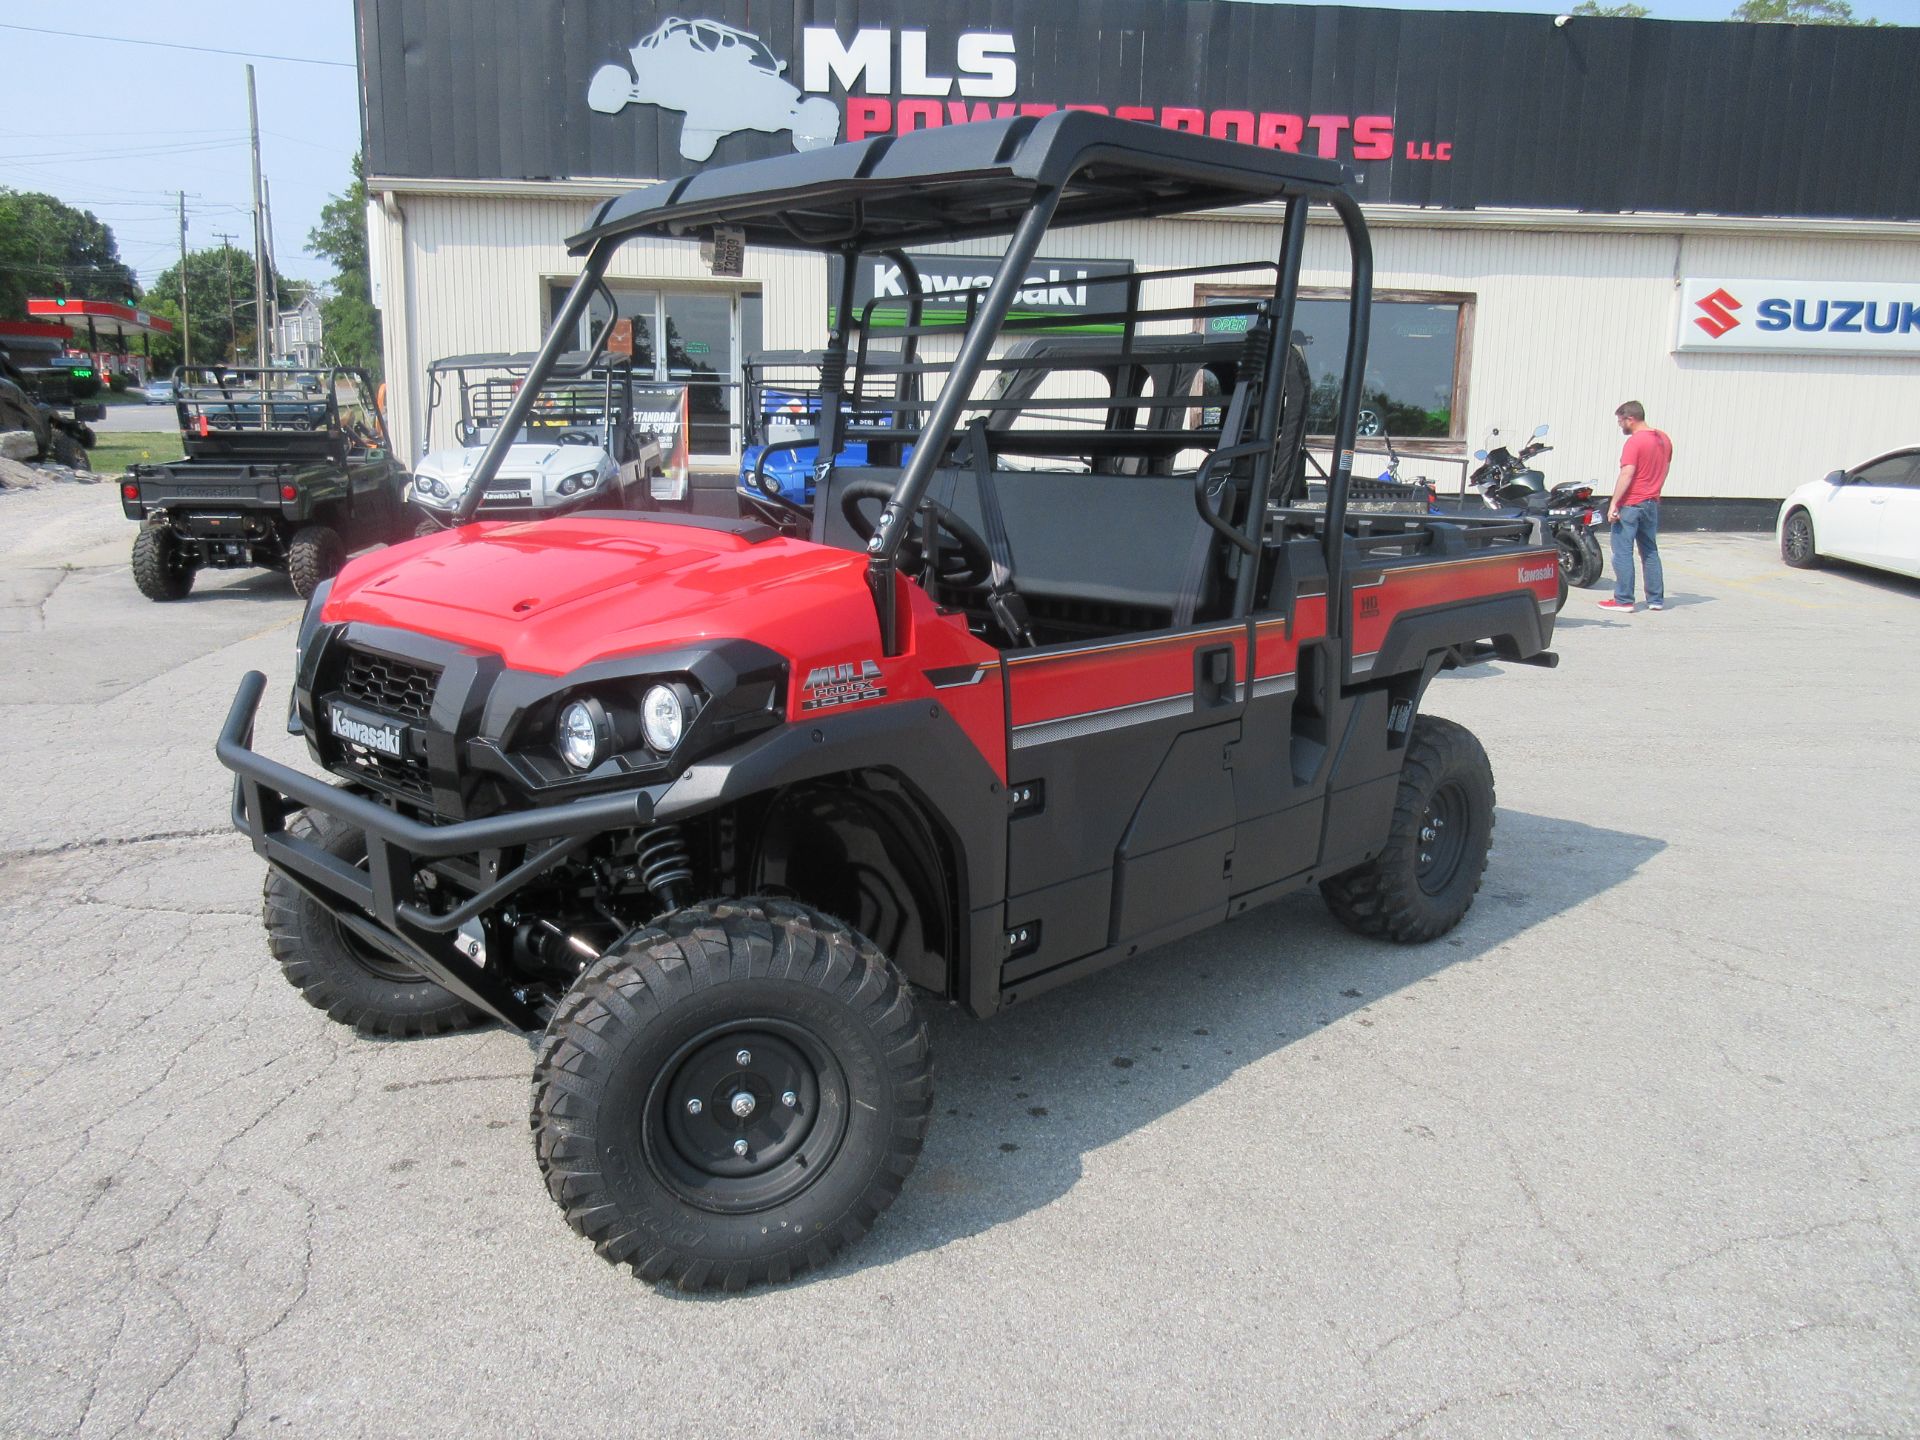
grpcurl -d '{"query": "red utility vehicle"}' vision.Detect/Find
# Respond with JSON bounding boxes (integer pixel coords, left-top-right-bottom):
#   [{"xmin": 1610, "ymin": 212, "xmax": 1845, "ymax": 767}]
[{"xmin": 218, "ymin": 114, "xmax": 1559, "ymax": 1289}]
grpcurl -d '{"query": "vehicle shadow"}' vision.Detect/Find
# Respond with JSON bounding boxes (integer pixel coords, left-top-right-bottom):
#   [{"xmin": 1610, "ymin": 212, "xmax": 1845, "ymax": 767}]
[
  {"xmin": 672, "ymin": 808, "xmax": 1666, "ymax": 1297},
  {"xmin": 188, "ymin": 572, "xmax": 301, "ymax": 603},
  {"xmin": 1816, "ymin": 561, "xmax": 1920, "ymax": 599}
]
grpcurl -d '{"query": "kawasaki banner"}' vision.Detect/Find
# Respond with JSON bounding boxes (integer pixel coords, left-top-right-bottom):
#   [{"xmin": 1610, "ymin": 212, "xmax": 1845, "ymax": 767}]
[
  {"xmin": 356, "ymin": 0, "xmax": 1920, "ymax": 221},
  {"xmin": 827, "ymin": 253, "xmax": 1135, "ymax": 331}
]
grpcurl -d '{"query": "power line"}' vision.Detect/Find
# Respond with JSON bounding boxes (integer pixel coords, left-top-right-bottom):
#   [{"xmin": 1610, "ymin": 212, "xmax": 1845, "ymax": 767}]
[{"xmin": 0, "ymin": 22, "xmax": 355, "ymax": 69}]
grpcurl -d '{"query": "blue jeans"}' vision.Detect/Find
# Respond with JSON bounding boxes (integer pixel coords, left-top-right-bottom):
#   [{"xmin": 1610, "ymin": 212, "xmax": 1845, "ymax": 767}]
[{"xmin": 1611, "ymin": 501, "xmax": 1664, "ymax": 605}]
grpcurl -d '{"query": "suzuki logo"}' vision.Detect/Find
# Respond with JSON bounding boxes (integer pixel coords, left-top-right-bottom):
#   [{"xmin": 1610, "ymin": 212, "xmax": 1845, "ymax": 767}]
[{"xmin": 1693, "ymin": 287, "xmax": 1742, "ymax": 339}]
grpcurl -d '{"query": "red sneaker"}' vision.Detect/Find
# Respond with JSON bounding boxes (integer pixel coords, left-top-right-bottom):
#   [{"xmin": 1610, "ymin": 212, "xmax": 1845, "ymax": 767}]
[{"xmin": 1596, "ymin": 598, "xmax": 1635, "ymax": 612}]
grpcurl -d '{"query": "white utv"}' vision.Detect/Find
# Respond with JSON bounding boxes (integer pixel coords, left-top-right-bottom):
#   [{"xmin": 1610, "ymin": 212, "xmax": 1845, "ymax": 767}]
[{"xmin": 411, "ymin": 351, "xmax": 662, "ymax": 530}]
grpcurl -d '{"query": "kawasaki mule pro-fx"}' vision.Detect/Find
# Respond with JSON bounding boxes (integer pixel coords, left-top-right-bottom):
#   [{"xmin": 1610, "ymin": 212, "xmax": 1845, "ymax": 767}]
[{"xmin": 218, "ymin": 115, "xmax": 1559, "ymax": 1290}]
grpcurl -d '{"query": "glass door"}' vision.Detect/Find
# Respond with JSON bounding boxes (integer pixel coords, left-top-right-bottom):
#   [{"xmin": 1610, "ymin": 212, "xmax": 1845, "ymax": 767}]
[
  {"xmin": 546, "ymin": 282, "xmax": 759, "ymax": 462},
  {"xmin": 662, "ymin": 292, "xmax": 734, "ymax": 458}
]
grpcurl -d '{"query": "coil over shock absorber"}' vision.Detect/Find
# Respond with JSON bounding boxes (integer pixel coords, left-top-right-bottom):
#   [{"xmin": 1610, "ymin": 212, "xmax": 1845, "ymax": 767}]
[{"xmin": 634, "ymin": 824, "xmax": 694, "ymax": 911}]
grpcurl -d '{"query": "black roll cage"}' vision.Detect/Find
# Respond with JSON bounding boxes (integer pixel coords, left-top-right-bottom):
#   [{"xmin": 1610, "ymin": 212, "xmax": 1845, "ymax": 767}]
[{"xmin": 459, "ymin": 112, "xmax": 1373, "ymax": 655}]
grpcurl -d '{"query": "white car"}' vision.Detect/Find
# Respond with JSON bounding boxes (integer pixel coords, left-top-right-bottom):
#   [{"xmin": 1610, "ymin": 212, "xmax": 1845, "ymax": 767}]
[{"xmin": 1778, "ymin": 448, "xmax": 1920, "ymax": 580}]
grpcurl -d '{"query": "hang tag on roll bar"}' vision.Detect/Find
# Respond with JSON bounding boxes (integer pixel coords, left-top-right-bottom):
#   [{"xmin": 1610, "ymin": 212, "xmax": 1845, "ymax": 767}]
[{"xmin": 701, "ymin": 226, "xmax": 745, "ymax": 278}]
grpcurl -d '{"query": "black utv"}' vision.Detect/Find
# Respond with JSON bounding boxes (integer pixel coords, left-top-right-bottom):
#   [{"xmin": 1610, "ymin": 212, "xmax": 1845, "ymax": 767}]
[{"xmin": 121, "ymin": 367, "xmax": 408, "ymax": 600}]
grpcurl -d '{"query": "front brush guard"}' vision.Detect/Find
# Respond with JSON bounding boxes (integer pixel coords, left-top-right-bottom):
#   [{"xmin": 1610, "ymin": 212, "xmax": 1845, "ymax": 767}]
[{"xmin": 217, "ymin": 670, "xmax": 661, "ymax": 1027}]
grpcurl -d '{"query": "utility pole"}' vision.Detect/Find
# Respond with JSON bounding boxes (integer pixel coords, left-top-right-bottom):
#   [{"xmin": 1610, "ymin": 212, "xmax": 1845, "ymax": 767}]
[
  {"xmin": 213, "ymin": 231, "xmax": 240, "ymax": 362},
  {"xmin": 263, "ymin": 175, "xmax": 281, "ymax": 364},
  {"xmin": 246, "ymin": 64, "xmax": 268, "ymax": 369},
  {"xmin": 176, "ymin": 191, "xmax": 191, "ymax": 369}
]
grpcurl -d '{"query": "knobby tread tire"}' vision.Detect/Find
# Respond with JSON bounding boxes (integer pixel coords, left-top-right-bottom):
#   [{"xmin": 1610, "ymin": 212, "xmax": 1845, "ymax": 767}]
[
  {"xmin": 262, "ymin": 811, "xmax": 487, "ymax": 1037},
  {"xmin": 530, "ymin": 897, "xmax": 932, "ymax": 1292},
  {"xmin": 49, "ymin": 431, "xmax": 88, "ymax": 469},
  {"xmin": 1320, "ymin": 715, "xmax": 1496, "ymax": 944},
  {"xmin": 288, "ymin": 525, "xmax": 345, "ymax": 599},
  {"xmin": 130, "ymin": 526, "xmax": 194, "ymax": 601}
]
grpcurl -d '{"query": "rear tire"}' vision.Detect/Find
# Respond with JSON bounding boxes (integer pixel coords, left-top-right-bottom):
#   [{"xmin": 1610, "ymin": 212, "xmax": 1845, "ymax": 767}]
[
  {"xmin": 288, "ymin": 524, "xmax": 345, "ymax": 598},
  {"xmin": 531, "ymin": 898, "xmax": 932, "ymax": 1291},
  {"xmin": 1555, "ymin": 531, "xmax": 1583, "ymax": 586},
  {"xmin": 1574, "ymin": 530, "xmax": 1605, "ymax": 588},
  {"xmin": 1321, "ymin": 715, "xmax": 1495, "ymax": 943},
  {"xmin": 131, "ymin": 526, "xmax": 195, "ymax": 601},
  {"xmin": 263, "ymin": 812, "xmax": 487, "ymax": 1037},
  {"xmin": 1782, "ymin": 509, "xmax": 1820, "ymax": 569},
  {"xmin": 49, "ymin": 431, "xmax": 88, "ymax": 469}
]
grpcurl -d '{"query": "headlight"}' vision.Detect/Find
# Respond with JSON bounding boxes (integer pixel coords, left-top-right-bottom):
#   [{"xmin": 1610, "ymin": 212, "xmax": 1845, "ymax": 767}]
[
  {"xmin": 641, "ymin": 684, "xmax": 684, "ymax": 752},
  {"xmin": 415, "ymin": 475, "xmax": 448, "ymax": 500},
  {"xmin": 556, "ymin": 470, "xmax": 601, "ymax": 496},
  {"xmin": 556, "ymin": 698, "xmax": 611, "ymax": 771}
]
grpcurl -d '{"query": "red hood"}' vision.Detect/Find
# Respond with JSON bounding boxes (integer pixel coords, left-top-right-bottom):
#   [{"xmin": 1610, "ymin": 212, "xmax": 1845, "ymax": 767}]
[{"xmin": 321, "ymin": 516, "xmax": 884, "ymax": 675}]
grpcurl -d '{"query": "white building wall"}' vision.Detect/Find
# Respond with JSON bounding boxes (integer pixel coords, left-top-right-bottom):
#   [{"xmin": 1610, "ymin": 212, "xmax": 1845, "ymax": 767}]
[{"xmin": 369, "ymin": 188, "xmax": 1920, "ymax": 505}]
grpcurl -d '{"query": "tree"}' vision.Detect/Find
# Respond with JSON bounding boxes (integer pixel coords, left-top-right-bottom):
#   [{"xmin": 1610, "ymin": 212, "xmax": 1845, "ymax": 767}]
[
  {"xmin": 308, "ymin": 154, "xmax": 382, "ymax": 379},
  {"xmin": 1729, "ymin": 0, "xmax": 1890, "ymax": 22},
  {"xmin": 0, "ymin": 190, "xmax": 138, "ymax": 319},
  {"xmin": 144, "ymin": 245, "xmax": 282, "ymax": 370},
  {"xmin": 1572, "ymin": 3, "xmax": 1652, "ymax": 16}
]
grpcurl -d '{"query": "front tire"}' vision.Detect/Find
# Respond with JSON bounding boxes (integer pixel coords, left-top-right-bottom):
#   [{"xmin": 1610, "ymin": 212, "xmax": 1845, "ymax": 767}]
[
  {"xmin": 1782, "ymin": 509, "xmax": 1820, "ymax": 569},
  {"xmin": 263, "ymin": 812, "xmax": 488, "ymax": 1037},
  {"xmin": 531, "ymin": 899, "xmax": 931, "ymax": 1291},
  {"xmin": 131, "ymin": 526, "xmax": 195, "ymax": 601},
  {"xmin": 288, "ymin": 524, "xmax": 345, "ymax": 598},
  {"xmin": 1320, "ymin": 715, "xmax": 1495, "ymax": 943}
]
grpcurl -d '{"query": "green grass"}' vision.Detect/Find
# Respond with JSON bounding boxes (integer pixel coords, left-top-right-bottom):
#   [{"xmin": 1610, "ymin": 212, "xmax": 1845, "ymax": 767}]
[{"xmin": 89, "ymin": 431, "xmax": 184, "ymax": 475}]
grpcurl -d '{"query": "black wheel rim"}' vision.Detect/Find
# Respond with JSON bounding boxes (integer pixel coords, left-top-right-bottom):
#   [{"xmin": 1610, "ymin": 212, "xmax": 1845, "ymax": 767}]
[
  {"xmin": 325, "ymin": 908, "xmax": 428, "ymax": 984},
  {"xmin": 1414, "ymin": 782, "xmax": 1470, "ymax": 897},
  {"xmin": 643, "ymin": 1019, "xmax": 850, "ymax": 1215},
  {"xmin": 1785, "ymin": 515, "xmax": 1811, "ymax": 563},
  {"xmin": 1557, "ymin": 539, "xmax": 1580, "ymax": 578}
]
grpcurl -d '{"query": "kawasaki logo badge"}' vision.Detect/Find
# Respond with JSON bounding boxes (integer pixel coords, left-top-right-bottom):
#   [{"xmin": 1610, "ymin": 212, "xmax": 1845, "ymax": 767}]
[
  {"xmin": 802, "ymin": 659, "xmax": 886, "ymax": 711},
  {"xmin": 1518, "ymin": 563, "xmax": 1558, "ymax": 584},
  {"xmin": 327, "ymin": 703, "xmax": 405, "ymax": 756}
]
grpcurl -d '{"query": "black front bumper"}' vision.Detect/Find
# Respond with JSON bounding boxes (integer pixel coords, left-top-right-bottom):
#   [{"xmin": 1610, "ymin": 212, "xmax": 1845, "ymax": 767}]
[{"xmin": 218, "ymin": 670, "xmax": 663, "ymax": 1028}]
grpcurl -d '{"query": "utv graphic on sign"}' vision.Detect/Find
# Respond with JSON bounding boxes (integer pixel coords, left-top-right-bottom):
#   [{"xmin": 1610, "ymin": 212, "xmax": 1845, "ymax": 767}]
[
  {"xmin": 588, "ymin": 17, "xmax": 840, "ymax": 161},
  {"xmin": 219, "ymin": 114, "xmax": 1559, "ymax": 1291}
]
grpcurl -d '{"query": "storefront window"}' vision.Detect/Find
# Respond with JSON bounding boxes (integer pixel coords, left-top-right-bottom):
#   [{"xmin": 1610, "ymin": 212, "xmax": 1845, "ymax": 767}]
[{"xmin": 1203, "ymin": 290, "xmax": 1469, "ymax": 442}]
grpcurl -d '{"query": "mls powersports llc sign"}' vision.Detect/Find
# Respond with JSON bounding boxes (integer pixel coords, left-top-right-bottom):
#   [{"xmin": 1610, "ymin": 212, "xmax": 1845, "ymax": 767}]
[
  {"xmin": 828, "ymin": 253, "xmax": 1134, "ymax": 331},
  {"xmin": 360, "ymin": 1, "xmax": 1920, "ymax": 220},
  {"xmin": 1677, "ymin": 280, "xmax": 1920, "ymax": 357}
]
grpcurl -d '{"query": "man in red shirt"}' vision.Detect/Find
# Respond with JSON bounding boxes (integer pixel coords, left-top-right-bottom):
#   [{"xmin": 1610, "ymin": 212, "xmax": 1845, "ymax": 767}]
[{"xmin": 1597, "ymin": 400, "xmax": 1672, "ymax": 613}]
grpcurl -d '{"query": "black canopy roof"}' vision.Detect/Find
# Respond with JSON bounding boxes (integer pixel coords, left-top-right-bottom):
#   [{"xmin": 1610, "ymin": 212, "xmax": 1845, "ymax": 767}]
[{"xmin": 568, "ymin": 112, "xmax": 1351, "ymax": 257}]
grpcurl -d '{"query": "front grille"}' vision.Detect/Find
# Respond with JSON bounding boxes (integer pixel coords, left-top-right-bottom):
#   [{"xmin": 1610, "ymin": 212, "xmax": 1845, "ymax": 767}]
[
  {"xmin": 340, "ymin": 648, "xmax": 439, "ymax": 724},
  {"xmin": 337, "ymin": 746, "xmax": 434, "ymax": 803}
]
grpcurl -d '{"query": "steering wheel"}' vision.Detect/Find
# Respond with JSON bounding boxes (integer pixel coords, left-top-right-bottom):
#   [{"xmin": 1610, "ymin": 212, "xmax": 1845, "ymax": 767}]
[
  {"xmin": 555, "ymin": 429, "xmax": 599, "ymax": 446},
  {"xmin": 839, "ymin": 479, "xmax": 992, "ymax": 592}
]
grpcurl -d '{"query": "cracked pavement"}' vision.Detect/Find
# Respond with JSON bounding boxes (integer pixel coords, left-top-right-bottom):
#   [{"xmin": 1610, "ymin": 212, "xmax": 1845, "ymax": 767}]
[{"xmin": 0, "ymin": 486, "xmax": 1915, "ymax": 1437}]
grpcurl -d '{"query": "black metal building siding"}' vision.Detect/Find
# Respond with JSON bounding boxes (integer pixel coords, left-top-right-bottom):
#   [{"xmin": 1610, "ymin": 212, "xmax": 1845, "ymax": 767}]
[{"xmin": 356, "ymin": 0, "xmax": 1920, "ymax": 220}]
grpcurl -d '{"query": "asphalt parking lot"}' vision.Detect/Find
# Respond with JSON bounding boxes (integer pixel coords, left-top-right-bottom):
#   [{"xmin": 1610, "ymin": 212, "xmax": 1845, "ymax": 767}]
[{"xmin": 1, "ymin": 482, "xmax": 1915, "ymax": 1438}]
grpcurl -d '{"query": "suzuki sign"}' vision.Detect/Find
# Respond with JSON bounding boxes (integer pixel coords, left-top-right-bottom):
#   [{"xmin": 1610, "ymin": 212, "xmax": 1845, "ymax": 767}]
[{"xmin": 1676, "ymin": 279, "xmax": 1920, "ymax": 358}]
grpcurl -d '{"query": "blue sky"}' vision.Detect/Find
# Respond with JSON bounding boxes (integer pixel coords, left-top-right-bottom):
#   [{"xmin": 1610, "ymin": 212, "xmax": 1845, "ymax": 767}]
[{"xmin": 1, "ymin": 0, "xmax": 1913, "ymax": 293}]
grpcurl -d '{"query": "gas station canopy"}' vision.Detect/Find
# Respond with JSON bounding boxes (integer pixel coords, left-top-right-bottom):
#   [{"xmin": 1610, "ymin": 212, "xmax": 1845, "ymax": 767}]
[{"xmin": 26, "ymin": 297, "xmax": 176, "ymax": 343}]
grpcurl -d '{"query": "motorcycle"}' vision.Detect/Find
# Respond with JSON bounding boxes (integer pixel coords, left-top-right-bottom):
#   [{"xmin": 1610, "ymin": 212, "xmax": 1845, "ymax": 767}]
[{"xmin": 1465, "ymin": 424, "xmax": 1607, "ymax": 589}]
